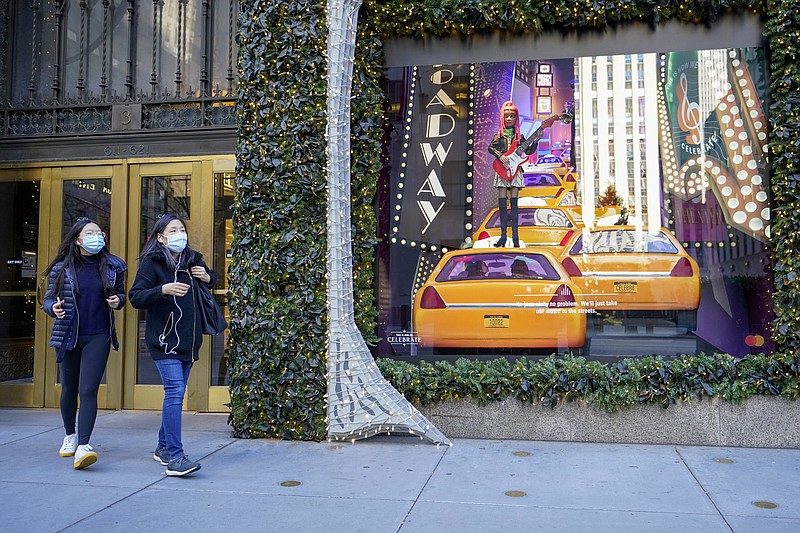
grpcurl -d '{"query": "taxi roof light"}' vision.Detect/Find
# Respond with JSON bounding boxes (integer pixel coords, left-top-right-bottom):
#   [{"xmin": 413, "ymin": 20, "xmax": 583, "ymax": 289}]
[
  {"xmin": 478, "ymin": 230, "xmax": 491, "ymax": 240},
  {"xmin": 420, "ymin": 286, "xmax": 446, "ymax": 309}
]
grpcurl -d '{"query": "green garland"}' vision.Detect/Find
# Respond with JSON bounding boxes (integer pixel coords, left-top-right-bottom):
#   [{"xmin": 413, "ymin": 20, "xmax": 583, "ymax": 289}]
[
  {"xmin": 230, "ymin": 0, "xmax": 800, "ymax": 440},
  {"xmin": 764, "ymin": 2, "xmax": 800, "ymax": 349},
  {"xmin": 230, "ymin": 0, "xmax": 380, "ymax": 440},
  {"xmin": 377, "ymin": 352, "xmax": 800, "ymax": 411},
  {"xmin": 229, "ymin": 1, "xmax": 329, "ymax": 440}
]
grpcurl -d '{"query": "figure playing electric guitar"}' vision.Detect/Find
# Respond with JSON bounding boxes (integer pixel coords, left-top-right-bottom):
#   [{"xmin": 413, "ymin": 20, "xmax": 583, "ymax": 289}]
[{"xmin": 488, "ymin": 101, "xmax": 564, "ymax": 247}]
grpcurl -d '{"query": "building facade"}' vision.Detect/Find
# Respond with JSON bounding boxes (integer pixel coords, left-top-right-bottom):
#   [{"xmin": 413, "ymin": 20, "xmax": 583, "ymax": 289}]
[
  {"xmin": 574, "ymin": 53, "xmax": 660, "ymax": 226},
  {"xmin": 0, "ymin": 0, "xmax": 238, "ymax": 411}
]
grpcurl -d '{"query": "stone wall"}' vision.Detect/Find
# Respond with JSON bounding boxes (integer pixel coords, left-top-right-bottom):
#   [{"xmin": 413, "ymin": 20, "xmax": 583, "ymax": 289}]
[{"xmin": 418, "ymin": 396, "xmax": 800, "ymax": 448}]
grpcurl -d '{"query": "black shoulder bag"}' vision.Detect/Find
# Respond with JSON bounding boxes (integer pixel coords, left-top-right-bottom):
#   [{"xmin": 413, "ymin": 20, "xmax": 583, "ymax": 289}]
[{"xmin": 194, "ymin": 278, "xmax": 228, "ymax": 335}]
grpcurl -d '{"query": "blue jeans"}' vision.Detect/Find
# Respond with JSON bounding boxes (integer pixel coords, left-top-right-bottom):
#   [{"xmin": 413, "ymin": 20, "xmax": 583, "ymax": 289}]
[{"xmin": 153, "ymin": 358, "xmax": 192, "ymax": 460}]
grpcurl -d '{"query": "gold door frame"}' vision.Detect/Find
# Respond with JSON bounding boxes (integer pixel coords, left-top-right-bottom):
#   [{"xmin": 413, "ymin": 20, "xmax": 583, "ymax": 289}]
[
  {"xmin": 124, "ymin": 157, "xmax": 231, "ymax": 411},
  {"xmin": 45, "ymin": 164, "xmax": 129, "ymax": 409},
  {"xmin": 208, "ymin": 157, "xmax": 235, "ymax": 411},
  {"xmin": 0, "ymin": 167, "xmax": 51, "ymax": 406},
  {"xmin": 0, "ymin": 162, "xmax": 128, "ymax": 408},
  {"xmin": 0, "ymin": 156, "xmax": 232, "ymax": 411}
]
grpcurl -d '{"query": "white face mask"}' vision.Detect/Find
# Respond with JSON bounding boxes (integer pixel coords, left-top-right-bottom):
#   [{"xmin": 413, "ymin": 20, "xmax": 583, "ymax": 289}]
[{"xmin": 163, "ymin": 233, "xmax": 188, "ymax": 254}]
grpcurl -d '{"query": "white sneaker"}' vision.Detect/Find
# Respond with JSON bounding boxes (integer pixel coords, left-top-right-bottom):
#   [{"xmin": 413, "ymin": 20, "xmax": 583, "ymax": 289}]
[
  {"xmin": 73, "ymin": 444, "xmax": 98, "ymax": 470},
  {"xmin": 59, "ymin": 434, "xmax": 77, "ymax": 457}
]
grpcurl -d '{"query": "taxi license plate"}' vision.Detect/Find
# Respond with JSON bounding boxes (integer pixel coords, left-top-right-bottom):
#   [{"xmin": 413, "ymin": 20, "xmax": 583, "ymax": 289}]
[
  {"xmin": 484, "ymin": 315, "xmax": 509, "ymax": 328},
  {"xmin": 614, "ymin": 282, "xmax": 638, "ymax": 293}
]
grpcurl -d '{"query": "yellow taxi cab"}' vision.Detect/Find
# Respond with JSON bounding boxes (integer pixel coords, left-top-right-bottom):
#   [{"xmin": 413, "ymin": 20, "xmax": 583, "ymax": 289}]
[
  {"xmin": 558, "ymin": 226, "xmax": 701, "ymax": 317},
  {"xmin": 518, "ymin": 165, "xmax": 578, "ymax": 201},
  {"xmin": 412, "ymin": 247, "xmax": 587, "ymax": 349},
  {"xmin": 533, "ymin": 154, "xmax": 570, "ymax": 171},
  {"xmin": 472, "ymin": 200, "xmax": 582, "ymax": 254}
]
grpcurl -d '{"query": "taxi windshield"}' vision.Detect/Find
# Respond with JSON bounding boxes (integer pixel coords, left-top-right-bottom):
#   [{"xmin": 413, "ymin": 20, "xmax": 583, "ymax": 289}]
[
  {"xmin": 486, "ymin": 208, "xmax": 573, "ymax": 229},
  {"xmin": 569, "ymin": 229, "xmax": 679, "ymax": 254},
  {"xmin": 523, "ymin": 173, "xmax": 561, "ymax": 187}
]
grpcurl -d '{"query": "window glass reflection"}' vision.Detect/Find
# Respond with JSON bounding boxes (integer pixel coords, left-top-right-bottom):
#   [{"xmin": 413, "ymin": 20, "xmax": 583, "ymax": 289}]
[
  {"xmin": 211, "ymin": 172, "xmax": 233, "ymax": 386},
  {"xmin": 59, "ymin": 178, "xmax": 113, "ymax": 384},
  {"xmin": 0, "ymin": 181, "xmax": 39, "ymax": 383},
  {"xmin": 136, "ymin": 176, "xmax": 191, "ymax": 385},
  {"xmin": 62, "ymin": 179, "xmax": 112, "ymax": 238},
  {"xmin": 378, "ymin": 45, "xmax": 772, "ymax": 359}
]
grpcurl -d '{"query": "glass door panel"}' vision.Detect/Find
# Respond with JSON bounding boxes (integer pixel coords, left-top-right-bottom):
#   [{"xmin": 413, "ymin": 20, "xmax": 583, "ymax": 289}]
[
  {"xmin": 136, "ymin": 174, "xmax": 192, "ymax": 386},
  {"xmin": 124, "ymin": 161, "xmax": 204, "ymax": 410},
  {"xmin": 62, "ymin": 179, "xmax": 113, "ymax": 236},
  {"xmin": 46, "ymin": 166, "xmax": 124, "ymax": 409},
  {"xmin": 0, "ymin": 165, "xmax": 126, "ymax": 409},
  {"xmin": 56, "ymin": 178, "xmax": 114, "ymax": 392},
  {"xmin": 210, "ymin": 171, "xmax": 233, "ymax": 387},
  {"xmin": 206, "ymin": 158, "xmax": 234, "ymax": 411},
  {"xmin": 0, "ymin": 181, "xmax": 40, "ymax": 395},
  {"xmin": 125, "ymin": 158, "xmax": 228, "ymax": 411}
]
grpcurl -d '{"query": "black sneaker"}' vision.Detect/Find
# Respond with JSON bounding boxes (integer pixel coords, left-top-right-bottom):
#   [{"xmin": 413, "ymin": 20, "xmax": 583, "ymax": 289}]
[
  {"xmin": 153, "ymin": 446, "xmax": 169, "ymax": 466},
  {"xmin": 165, "ymin": 455, "xmax": 201, "ymax": 477}
]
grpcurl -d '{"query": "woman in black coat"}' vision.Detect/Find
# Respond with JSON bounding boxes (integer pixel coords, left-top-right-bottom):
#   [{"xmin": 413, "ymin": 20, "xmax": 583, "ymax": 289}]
[
  {"xmin": 41, "ymin": 217, "xmax": 127, "ymax": 470},
  {"xmin": 128, "ymin": 213, "xmax": 216, "ymax": 477}
]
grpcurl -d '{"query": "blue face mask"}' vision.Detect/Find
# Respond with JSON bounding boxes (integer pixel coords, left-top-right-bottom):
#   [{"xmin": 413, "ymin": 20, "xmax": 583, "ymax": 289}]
[
  {"xmin": 79, "ymin": 234, "xmax": 105, "ymax": 255},
  {"xmin": 164, "ymin": 233, "xmax": 188, "ymax": 254}
]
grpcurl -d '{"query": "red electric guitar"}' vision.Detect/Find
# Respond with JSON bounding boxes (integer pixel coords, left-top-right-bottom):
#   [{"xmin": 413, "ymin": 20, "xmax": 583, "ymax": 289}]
[{"xmin": 492, "ymin": 113, "xmax": 568, "ymax": 180}]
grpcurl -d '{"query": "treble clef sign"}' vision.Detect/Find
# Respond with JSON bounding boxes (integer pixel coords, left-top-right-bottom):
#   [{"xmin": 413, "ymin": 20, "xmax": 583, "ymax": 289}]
[{"xmin": 676, "ymin": 73, "xmax": 702, "ymax": 145}]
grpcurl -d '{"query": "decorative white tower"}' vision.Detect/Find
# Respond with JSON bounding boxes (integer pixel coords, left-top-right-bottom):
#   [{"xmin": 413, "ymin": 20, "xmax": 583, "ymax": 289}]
[{"xmin": 325, "ymin": 0, "xmax": 450, "ymax": 445}]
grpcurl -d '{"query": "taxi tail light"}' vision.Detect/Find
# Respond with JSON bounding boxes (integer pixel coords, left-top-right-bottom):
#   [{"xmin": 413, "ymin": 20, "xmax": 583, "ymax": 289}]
[
  {"xmin": 559, "ymin": 230, "xmax": 575, "ymax": 246},
  {"xmin": 478, "ymin": 230, "xmax": 491, "ymax": 240},
  {"xmin": 420, "ymin": 286, "xmax": 446, "ymax": 309},
  {"xmin": 548, "ymin": 284, "xmax": 577, "ymax": 308},
  {"xmin": 561, "ymin": 257, "xmax": 582, "ymax": 277},
  {"xmin": 670, "ymin": 257, "xmax": 694, "ymax": 277}
]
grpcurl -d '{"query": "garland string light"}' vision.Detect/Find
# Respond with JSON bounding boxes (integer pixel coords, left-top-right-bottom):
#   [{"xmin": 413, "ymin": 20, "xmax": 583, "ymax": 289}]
[
  {"xmin": 230, "ymin": 0, "xmax": 800, "ymax": 440},
  {"xmin": 326, "ymin": 0, "xmax": 450, "ymax": 445}
]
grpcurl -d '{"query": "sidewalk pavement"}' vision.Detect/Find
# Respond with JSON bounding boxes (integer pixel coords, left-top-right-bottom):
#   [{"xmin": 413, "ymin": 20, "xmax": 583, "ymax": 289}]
[{"xmin": 1, "ymin": 408, "xmax": 799, "ymax": 533}]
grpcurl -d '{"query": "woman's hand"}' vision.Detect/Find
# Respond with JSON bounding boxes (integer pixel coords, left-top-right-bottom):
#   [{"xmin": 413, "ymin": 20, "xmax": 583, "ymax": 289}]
[
  {"xmin": 52, "ymin": 297, "xmax": 66, "ymax": 319},
  {"xmin": 162, "ymin": 282, "xmax": 191, "ymax": 297},
  {"xmin": 106, "ymin": 294, "xmax": 121, "ymax": 309},
  {"xmin": 190, "ymin": 266, "xmax": 211, "ymax": 284},
  {"xmin": 499, "ymin": 155, "xmax": 511, "ymax": 169}
]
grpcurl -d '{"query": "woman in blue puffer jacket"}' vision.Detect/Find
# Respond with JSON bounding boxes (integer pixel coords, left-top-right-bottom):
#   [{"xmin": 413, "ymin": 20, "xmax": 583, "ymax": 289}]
[{"xmin": 41, "ymin": 217, "xmax": 127, "ymax": 470}]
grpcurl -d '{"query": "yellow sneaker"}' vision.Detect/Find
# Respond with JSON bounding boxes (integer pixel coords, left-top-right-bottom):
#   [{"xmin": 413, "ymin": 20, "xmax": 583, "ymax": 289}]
[
  {"xmin": 73, "ymin": 444, "xmax": 98, "ymax": 469},
  {"xmin": 59, "ymin": 434, "xmax": 77, "ymax": 457}
]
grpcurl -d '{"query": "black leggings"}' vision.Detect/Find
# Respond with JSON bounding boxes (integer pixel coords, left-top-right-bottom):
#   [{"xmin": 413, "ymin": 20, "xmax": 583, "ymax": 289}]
[{"xmin": 59, "ymin": 334, "xmax": 111, "ymax": 445}]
